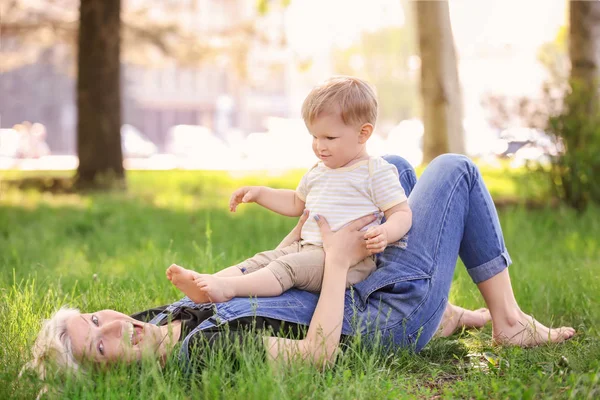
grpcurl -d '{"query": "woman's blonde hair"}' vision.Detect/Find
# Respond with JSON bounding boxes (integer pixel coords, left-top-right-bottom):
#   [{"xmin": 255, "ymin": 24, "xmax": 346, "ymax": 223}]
[
  {"xmin": 21, "ymin": 307, "xmax": 81, "ymax": 380},
  {"xmin": 301, "ymin": 76, "xmax": 378, "ymax": 127}
]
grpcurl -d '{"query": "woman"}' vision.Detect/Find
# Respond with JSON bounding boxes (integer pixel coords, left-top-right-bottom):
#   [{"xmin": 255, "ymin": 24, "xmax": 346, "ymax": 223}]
[{"xmin": 25, "ymin": 154, "xmax": 575, "ymax": 377}]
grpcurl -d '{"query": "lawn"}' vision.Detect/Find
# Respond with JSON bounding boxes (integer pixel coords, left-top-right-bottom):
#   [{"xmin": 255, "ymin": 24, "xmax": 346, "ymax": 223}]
[{"xmin": 1, "ymin": 167, "xmax": 599, "ymax": 399}]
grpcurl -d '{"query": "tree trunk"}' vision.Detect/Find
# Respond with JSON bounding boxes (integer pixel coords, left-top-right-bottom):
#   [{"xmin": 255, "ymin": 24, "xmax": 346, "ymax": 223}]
[
  {"xmin": 414, "ymin": 0, "xmax": 465, "ymax": 163},
  {"xmin": 569, "ymin": 0, "xmax": 600, "ymax": 97},
  {"xmin": 76, "ymin": 0, "xmax": 124, "ymax": 189}
]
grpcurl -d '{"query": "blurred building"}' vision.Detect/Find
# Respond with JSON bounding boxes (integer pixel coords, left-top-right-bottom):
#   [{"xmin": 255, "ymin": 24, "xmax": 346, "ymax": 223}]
[
  {"xmin": 0, "ymin": 47, "xmax": 76, "ymax": 154},
  {"xmin": 125, "ymin": 0, "xmax": 293, "ymax": 150},
  {"xmin": 1, "ymin": 0, "xmax": 566, "ymax": 157},
  {"xmin": 0, "ymin": 0, "xmax": 295, "ymax": 154}
]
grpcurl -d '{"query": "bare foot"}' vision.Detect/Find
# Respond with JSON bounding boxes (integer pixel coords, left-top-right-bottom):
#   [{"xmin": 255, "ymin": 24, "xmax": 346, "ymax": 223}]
[
  {"xmin": 193, "ymin": 274, "xmax": 235, "ymax": 303},
  {"xmin": 437, "ymin": 303, "xmax": 491, "ymax": 337},
  {"xmin": 492, "ymin": 310, "xmax": 576, "ymax": 347},
  {"xmin": 166, "ymin": 264, "xmax": 210, "ymax": 304}
]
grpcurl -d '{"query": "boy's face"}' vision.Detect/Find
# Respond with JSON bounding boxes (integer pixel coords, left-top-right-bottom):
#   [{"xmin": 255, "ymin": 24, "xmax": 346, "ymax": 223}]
[{"xmin": 307, "ymin": 111, "xmax": 371, "ymax": 169}]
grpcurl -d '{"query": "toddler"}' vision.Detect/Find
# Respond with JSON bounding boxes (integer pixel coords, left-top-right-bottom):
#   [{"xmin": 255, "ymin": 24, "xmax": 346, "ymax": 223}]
[{"xmin": 167, "ymin": 76, "xmax": 412, "ymax": 303}]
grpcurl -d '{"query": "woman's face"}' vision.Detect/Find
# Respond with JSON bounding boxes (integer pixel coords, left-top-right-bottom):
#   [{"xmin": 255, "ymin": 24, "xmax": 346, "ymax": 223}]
[{"xmin": 65, "ymin": 309, "xmax": 175, "ymax": 365}]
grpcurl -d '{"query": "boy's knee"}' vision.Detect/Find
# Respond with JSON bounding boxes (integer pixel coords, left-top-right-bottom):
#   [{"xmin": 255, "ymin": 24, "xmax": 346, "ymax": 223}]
[
  {"xmin": 266, "ymin": 261, "xmax": 295, "ymax": 292},
  {"xmin": 267, "ymin": 260, "xmax": 324, "ymax": 293}
]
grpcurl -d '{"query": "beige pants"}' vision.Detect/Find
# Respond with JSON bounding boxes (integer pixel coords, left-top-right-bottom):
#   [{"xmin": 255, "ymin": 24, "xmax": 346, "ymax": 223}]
[{"xmin": 235, "ymin": 241, "xmax": 376, "ymax": 292}]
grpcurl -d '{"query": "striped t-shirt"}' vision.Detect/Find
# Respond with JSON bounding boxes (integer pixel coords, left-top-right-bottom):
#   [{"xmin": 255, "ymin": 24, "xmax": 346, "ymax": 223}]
[{"xmin": 296, "ymin": 156, "xmax": 407, "ymax": 246}]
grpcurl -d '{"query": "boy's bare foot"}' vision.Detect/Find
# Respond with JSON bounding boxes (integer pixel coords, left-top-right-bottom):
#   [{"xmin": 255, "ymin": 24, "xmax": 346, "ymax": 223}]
[
  {"xmin": 166, "ymin": 264, "xmax": 210, "ymax": 304},
  {"xmin": 193, "ymin": 274, "xmax": 235, "ymax": 303},
  {"xmin": 492, "ymin": 310, "xmax": 575, "ymax": 347},
  {"xmin": 437, "ymin": 303, "xmax": 491, "ymax": 337}
]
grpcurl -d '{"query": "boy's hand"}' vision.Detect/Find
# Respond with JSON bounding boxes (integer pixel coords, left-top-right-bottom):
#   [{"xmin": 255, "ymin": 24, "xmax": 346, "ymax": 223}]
[
  {"xmin": 364, "ymin": 225, "xmax": 388, "ymax": 254},
  {"xmin": 230, "ymin": 186, "xmax": 262, "ymax": 212}
]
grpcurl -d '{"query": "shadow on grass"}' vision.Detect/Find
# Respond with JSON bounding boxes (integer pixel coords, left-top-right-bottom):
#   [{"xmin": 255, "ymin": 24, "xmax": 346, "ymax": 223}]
[{"xmin": 2, "ymin": 176, "xmax": 77, "ymax": 194}]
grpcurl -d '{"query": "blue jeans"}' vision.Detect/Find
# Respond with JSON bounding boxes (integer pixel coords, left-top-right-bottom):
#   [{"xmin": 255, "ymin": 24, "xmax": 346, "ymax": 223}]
[
  {"xmin": 358, "ymin": 154, "xmax": 512, "ymax": 349},
  {"xmin": 169, "ymin": 154, "xmax": 512, "ymax": 361}
]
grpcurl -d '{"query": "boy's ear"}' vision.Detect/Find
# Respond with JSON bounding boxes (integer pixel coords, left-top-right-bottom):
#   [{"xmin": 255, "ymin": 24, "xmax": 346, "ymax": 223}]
[{"xmin": 358, "ymin": 123, "xmax": 374, "ymax": 144}]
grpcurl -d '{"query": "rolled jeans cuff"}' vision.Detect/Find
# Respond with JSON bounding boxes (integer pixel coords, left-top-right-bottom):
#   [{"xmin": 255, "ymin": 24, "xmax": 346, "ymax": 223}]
[{"xmin": 468, "ymin": 250, "xmax": 512, "ymax": 284}]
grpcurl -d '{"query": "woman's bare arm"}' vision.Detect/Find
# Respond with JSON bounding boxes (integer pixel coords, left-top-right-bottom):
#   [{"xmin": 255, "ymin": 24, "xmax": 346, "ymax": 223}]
[{"xmin": 263, "ymin": 213, "xmax": 377, "ymax": 368}]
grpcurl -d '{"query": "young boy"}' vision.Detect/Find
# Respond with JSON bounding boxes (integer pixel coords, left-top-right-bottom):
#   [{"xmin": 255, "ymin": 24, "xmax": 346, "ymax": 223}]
[{"xmin": 166, "ymin": 76, "xmax": 412, "ymax": 303}]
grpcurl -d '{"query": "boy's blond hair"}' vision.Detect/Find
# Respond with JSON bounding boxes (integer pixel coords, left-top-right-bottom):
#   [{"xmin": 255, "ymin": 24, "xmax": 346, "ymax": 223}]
[{"xmin": 301, "ymin": 76, "xmax": 378, "ymax": 128}]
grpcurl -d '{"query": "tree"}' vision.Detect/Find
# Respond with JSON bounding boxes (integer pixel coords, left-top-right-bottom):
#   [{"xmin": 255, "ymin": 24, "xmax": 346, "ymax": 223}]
[
  {"xmin": 414, "ymin": 0, "xmax": 465, "ymax": 162},
  {"xmin": 547, "ymin": 0, "xmax": 600, "ymax": 210},
  {"xmin": 568, "ymin": 0, "xmax": 600, "ymax": 101},
  {"xmin": 75, "ymin": 0, "xmax": 123, "ymax": 188},
  {"xmin": 477, "ymin": 2, "xmax": 600, "ymax": 211}
]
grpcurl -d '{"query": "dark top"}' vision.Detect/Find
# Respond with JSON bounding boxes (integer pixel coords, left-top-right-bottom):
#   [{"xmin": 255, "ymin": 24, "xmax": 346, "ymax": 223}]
[{"xmin": 130, "ymin": 305, "xmax": 309, "ymax": 369}]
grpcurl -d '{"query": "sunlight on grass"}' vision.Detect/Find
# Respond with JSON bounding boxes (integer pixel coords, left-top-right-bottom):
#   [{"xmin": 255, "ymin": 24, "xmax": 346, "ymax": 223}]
[
  {"xmin": 0, "ymin": 188, "xmax": 90, "ymax": 209},
  {"xmin": 54, "ymin": 246, "xmax": 93, "ymax": 278}
]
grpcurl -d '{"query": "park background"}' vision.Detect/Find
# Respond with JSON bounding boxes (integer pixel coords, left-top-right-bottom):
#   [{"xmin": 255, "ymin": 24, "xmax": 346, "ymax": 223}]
[{"xmin": 1, "ymin": 0, "xmax": 599, "ymax": 398}]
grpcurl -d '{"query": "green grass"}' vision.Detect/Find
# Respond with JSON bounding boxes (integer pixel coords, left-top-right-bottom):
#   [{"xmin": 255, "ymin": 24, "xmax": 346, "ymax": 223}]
[{"xmin": 1, "ymin": 168, "xmax": 599, "ymax": 399}]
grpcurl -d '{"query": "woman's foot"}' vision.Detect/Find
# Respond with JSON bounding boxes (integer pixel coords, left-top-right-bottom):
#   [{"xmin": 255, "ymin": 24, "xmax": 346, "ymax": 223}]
[
  {"xmin": 492, "ymin": 310, "xmax": 576, "ymax": 347},
  {"xmin": 193, "ymin": 274, "xmax": 235, "ymax": 303},
  {"xmin": 437, "ymin": 303, "xmax": 491, "ymax": 337},
  {"xmin": 166, "ymin": 264, "xmax": 210, "ymax": 304}
]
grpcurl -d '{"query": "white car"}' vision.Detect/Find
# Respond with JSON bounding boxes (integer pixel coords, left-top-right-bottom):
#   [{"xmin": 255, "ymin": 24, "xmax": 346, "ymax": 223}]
[
  {"xmin": 0, "ymin": 128, "xmax": 20, "ymax": 158},
  {"xmin": 166, "ymin": 125, "xmax": 238, "ymax": 169},
  {"xmin": 121, "ymin": 124, "xmax": 158, "ymax": 158},
  {"xmin": 385, "ymin": 119, "xmax": 424, "ymax": 167}
]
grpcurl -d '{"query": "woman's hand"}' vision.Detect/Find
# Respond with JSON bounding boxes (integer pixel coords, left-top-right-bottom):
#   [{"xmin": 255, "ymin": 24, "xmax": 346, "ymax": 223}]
[
  {"xmin": 315, "ymin": 213, "xmax": 377, "ymax": 268},
  {"xmin": 276, "ymin": 209, "xmax": 310, "ymax": 249},
  {"xmin": 265, "ymin": 212, "xmax": 378, "ymax": 369}
]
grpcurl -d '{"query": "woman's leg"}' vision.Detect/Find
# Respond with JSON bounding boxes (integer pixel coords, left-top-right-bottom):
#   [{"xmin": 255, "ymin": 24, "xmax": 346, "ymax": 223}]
[
  {"xmin": 382, "ymin": 154, "xmax": 492, "ymax": 338},
  {"xmin": 435, "ymin": 304, "xmax": 491, "ymax": 337},
  {"xmin": 382, "ymin": 154, "xmax": 418, "ymax": 197},
  {"xmin": 402, "ymin": 154, "xmax": 573, "ymax": 347},
  {"xmin": 479, "ymin": 269, "xmax": 575, "ymax": 346}
]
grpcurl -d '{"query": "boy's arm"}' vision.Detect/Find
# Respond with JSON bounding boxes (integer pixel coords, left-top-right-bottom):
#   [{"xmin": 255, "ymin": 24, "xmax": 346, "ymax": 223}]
[
  {"xmin": 364, "ymin": 201, "xmax": 412, "ymax": 254},
  {"xmin": 258, "ymin": 187, "xmax": 306, "ymax": 217},
  {"xmin": 381, "ymin": 201, "xmax": 412, "ymax": 242},
  {"xmin": 230, "ymin": 186, "xmax": 305, "ymax": 217}
]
